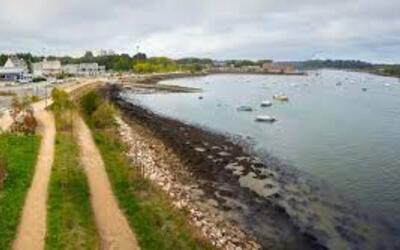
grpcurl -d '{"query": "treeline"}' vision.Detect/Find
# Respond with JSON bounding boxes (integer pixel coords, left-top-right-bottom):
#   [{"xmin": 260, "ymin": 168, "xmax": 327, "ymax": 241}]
[
  {"xmin": 377, "ymin": 65, "xmax": 400, "ymax": 77},
  {"xmin": 0, "ymin": 52, "xmax": 209, "ymax": 73},
  {"xmin": 294, "ymin": 60, "xmax": 374, "ymax": 70}
]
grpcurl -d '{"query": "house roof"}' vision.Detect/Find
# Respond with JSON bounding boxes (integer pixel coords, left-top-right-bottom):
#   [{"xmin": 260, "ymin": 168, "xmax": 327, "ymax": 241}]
[{"xmin": 4, "ymin": 56, "xmax": 28, "ymax": 69}]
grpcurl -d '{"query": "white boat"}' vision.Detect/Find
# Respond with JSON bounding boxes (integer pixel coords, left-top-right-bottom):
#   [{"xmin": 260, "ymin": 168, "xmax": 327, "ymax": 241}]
[
  {"xmin": 384, "ymin": 83, "xmax": 391, "ymax": 87},
  {"xmin": 260, "ymin": 101, "xmax": 272, "ymax": 107},
  {"xmin": 237, "ymin": 105, "xmax": 253, "ymax": 112},
  {"xmin": 273, "ymin": 94, "xmax": 289, "ymax": 101},
  {"xmin": 255, "ymin": 115, "xmax": 277, "ymax": 123}
]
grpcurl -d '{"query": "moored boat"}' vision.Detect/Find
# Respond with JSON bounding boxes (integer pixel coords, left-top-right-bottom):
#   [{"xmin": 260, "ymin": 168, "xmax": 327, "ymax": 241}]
[
  {"xmin": 273, "ymin": 94, "xmax": 289, "ymax": 101},
  {"xmin": 255, "ymin": 115, "xmax": 277, "ymax": 122},
  {"xmin": 237, "ymin": 105, "xmax": 253, "ymax": 112},
  {"xmin": 260, "ymin": 101, "xmax": 273, "ymax": 107}
]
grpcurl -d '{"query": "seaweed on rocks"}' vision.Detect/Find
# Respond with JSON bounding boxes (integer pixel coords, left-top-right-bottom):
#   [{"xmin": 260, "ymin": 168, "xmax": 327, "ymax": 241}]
[{"xmin": 101, "ymin": 84, "xmax": 375, "ymax": 250}]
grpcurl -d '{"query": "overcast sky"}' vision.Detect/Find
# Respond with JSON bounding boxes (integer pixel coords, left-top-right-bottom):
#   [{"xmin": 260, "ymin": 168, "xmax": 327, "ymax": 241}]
[{"xmin": 1, "ymin": 0, "xmax": 399, "ymax": 62}]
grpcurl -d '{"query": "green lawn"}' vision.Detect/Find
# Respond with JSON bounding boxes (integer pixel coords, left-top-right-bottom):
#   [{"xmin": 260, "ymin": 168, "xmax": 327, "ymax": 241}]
[
  {"xmin": 45, "ymin": 113, "xmax": 100, "ymax": 249},
  {"xmin": 92, "ymin": 128, "xmax": 214, "ymax": 250},
  {"xmin": 0, "ymin": 134, "xmax": 40, "ymax": 250}
]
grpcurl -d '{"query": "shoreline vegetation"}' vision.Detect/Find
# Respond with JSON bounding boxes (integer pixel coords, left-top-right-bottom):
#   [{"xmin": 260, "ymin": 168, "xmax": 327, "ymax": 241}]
[
  {"xmin": 45, "ymin": 91, "xmax": 100, "ymax": 249},
  {"xmin": 79, "ymin": 90, "xmax": 215, "ymax": 249},
  {"xmin": 0, "ymin": 134, "xmax": 40, "ymax": 249}
]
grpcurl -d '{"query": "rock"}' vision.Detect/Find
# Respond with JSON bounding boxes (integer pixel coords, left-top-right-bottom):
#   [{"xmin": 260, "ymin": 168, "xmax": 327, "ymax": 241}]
[{"xmin": 194, "ymin": 147, "xmax": 206, "ymax": 153}]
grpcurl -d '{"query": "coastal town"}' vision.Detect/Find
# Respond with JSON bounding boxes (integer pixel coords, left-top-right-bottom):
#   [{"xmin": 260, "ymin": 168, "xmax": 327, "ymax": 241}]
[
  {"xmin": 2, "ymin": 1, "xmax": 400, "ymax": 250},
  {"xmin": 0, "ymin": 55, "xmax": 106, "ymax": 83}
]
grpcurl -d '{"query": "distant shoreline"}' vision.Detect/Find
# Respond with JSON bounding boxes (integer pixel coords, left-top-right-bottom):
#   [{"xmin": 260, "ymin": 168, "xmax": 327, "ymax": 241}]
[{"xmin": 208, "ymin": 71, "xmax": 307, "ymax": 76}]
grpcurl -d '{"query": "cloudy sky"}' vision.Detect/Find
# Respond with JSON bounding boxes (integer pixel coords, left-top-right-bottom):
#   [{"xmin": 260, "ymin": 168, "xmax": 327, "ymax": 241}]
[{"xmin": 1, "ymin": 0, "xmax": 399, "ymax": 62}]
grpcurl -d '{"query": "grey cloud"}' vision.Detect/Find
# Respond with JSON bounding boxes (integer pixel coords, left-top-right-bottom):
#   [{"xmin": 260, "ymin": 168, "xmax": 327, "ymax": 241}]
[{"xmin": 0, "ymin": 0, "xmax": 399, "ymax": 62}]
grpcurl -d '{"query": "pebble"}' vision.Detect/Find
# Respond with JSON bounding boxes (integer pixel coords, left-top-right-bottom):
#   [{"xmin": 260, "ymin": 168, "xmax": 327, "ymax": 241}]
[{"xmin": 115, "ymin": 117, "xmax": 262, "ymax": 250}]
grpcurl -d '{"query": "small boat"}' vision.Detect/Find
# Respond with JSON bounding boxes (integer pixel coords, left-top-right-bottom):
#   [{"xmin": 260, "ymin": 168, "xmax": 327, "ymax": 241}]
[
  {"xmin": 384, "ymin": 83, "xmax": 391, "ymax": 87},
  {"xmin": 255, "ymin": 115, "xmax": 277, "ymax": 123},
  {"xmin": 336, "ymin": 82, "xmax": 342, "ymax": 86},
  {"xmin": 237, "ymin": 105, "xmax": 253, "ymax": 112},
  {"xmin": 260, "ymin": 101, "xmax": 272, "ymax": 107},
  {"xmin": 362, "ymin": 87, "xmax": 368, "ymax": 92},
  {"xmin": 198, "ymin": 96, "xmax": 204, "ymax": 100},
  {"xmin": 273, "ymin": 94, "xmax": 289, "ymax": 102}
]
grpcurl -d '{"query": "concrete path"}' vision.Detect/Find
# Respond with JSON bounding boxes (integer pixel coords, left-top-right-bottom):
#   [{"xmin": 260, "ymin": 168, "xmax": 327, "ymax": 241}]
[
  {"xmin": 12, "ymin": 110, "xmax": 55, "ymax": 250},
  {"xmin": 75, "ymin": 116, "xmax": 139, "ymax": 250}
]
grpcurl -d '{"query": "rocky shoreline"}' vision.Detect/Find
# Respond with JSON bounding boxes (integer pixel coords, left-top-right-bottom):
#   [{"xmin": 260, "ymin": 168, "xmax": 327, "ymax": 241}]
[
  {"xmin": 104, "ymin": 85, "xmax": 333, "ymax": 249},
  {"xmin": 103, "ymin": 77, "xmax": 378, "ymax": 249},
  {"xmin": 116, "ymin": 117, "xmax": 261, "ymax": 249}
]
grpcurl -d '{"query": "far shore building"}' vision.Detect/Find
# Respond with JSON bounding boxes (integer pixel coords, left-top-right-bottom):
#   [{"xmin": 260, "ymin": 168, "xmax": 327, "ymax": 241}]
[
  {"xmin": 262, "ymin": 62, "xmax": 295, "ymax": 73},
  {"xmin": 33, "ymin": 59, "xmax": 62, "ymax": 77},
  {"xmin": 62, "ymin": 63, "xmax": 106, "ymax": 77},
  {"xmin": 0, "ymin": 56, "xmax": 30, "ymax": 82}
]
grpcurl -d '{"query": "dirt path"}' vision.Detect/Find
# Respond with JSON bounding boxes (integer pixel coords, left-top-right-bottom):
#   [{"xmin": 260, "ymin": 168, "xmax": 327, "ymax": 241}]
[
  {"xmin": 0, "ymin": 110, "xmax": 12, "ymax": 131},
  {"xmin": 75, "ymin": 115, "xmax": 139, "ymax": 250},
  {"xmin": 12, "ymin": 110, "xmax": 55, "ymax": 250},
  {"xmin": 9, "ymin": 79, "xmax": 103, "ymax": 249}
]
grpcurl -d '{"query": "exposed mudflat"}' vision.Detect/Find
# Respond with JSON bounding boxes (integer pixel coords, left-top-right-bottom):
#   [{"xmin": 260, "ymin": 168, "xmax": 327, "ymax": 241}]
[{"xmin": 104, "ymin": 84, "xmax": 378, "ymax": 250}]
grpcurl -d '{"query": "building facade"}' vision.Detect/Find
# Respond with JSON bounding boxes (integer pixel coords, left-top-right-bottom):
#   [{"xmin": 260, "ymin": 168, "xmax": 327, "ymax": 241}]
[
  {"xmin": 62, "ymin": 63, "xmax": 106, "ymax": 77},
  {"xmin": 262, "ymin": 62, "xmax": 295, "ymax": 73},
  {"xmin": 32, "ymin": 59, "xmax": 62, "ymax": 77},
  {"xmin": 0, "ymin": 56, "xmax": 30, "ymax": 82}
]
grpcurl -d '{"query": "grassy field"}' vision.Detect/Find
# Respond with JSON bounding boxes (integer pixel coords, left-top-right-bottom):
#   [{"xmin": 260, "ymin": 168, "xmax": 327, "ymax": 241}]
[
  {"xmin": 91, "ymin": 127, "xmax": 214, "ymax": 250},
  {"xmin": 0, "ymin": 134, "xmax": 40, "ymax": 250},
  {"xmin": 45, "ymin": 112, "xmax": 100, "ymax": 249}
]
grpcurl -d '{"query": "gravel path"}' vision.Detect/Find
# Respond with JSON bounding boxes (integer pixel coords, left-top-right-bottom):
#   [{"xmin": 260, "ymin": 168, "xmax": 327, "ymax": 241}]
[
  {"xmin": 75, "ymin": 115, "xmax": 139, "ymax": 250},
  {"xmin": 12, "ymin": 110, "xmax": 55, "ymax": 250}
]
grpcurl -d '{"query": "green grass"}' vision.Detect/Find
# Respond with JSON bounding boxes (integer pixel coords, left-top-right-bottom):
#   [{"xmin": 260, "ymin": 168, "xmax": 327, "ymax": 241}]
[
  {"xmin": 45, "ymin": 113, "xmax": 100, "ymax": 250},
  {"xmin": 91, "ymin": 128, "xmax": 214, "ymax": 250},
  {"xmin": 0, "ymin": 134, "xmax": 40, "ymax": 250}
]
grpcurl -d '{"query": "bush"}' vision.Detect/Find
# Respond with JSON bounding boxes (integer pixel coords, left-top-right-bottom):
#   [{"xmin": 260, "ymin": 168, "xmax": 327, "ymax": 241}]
[
  {"xmin": 31, "ymin": 95, "xmax": 40, "ymax": 102},
  {"xmin": 9, "ymin": 96, "xmax": 38, "ymax": 135},
  {"xmin": 80, "ymin": 91, "xmax": 102, "ymax": 116},
  {"xmin": 91, "ymin": 102, "xmax": 116, "ymax": 129},
  {"xmin": 51, "ymin": 88, "xmax": 74, "ymax": 113},
  {"xmin": 32, "ymin": 76, "xmax": 46, "ymax": 82}
]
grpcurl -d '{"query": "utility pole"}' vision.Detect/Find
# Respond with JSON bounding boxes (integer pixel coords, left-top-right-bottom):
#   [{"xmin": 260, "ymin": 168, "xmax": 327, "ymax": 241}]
[{"xmin": 45, "ymin": 84, "xmax": 47, "ymax": 107}]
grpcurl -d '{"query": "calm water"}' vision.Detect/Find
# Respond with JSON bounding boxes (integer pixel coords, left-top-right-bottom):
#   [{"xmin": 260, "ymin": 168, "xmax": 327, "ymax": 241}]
[{"xmin": 123, "ymin": 70, "xmax": 400, "ymax": 244}]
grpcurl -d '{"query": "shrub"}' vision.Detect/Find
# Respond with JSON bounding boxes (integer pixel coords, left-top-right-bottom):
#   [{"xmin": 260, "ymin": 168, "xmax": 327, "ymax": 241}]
[
  {"xmin": 80, "ymin": 91, "xmax": 102, "ymax": 116},
  {"xmin": 91, "ymin": 102, "xmax": 116, "ymax": 129},
  {"xmin": 9, "ymin": 96, "xmax": 38, "ymax": 135},
  {"xmin": 51, "ymin": 88, "xmax": 74, "ymax": 112},
  {"xmin": 32, "ymin": 76, "xmax": 46, "ymax": 82},
  {"xmin": 31, "ymin": 95, "xmax": 40, "ymax": 102}
]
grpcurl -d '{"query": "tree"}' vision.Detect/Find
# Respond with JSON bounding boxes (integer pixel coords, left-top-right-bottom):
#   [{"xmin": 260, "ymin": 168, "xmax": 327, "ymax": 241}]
[
  {"xmin": 133, "ymin": 52, "xmax": 147, "ymax": 61},
  {"xmin": 82, "ymin": 51, "xmax": 95, "ymax": 63}
]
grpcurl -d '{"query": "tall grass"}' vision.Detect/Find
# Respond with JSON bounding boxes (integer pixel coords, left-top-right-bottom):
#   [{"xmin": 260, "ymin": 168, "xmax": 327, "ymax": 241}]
[
  {"xmin": 45, "ymin": 89, "xmax": 100, "ymax": 249},
  {"xmin": 0, "ymin": 134, "xmax": 40, "ymax": 249}
]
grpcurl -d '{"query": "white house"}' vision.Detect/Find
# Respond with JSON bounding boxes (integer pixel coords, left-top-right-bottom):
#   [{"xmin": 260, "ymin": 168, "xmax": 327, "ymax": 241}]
[
  {"xmin": 33, "ymin": 59, "xmax": 62, "ymax": 77},
  {"xmin": 0, "ymin": 56, "xmax": 30, "ymax": 82},
  {"xmin": 62, "ymin": 63, "xmax": 106, "ymax": 77}
]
